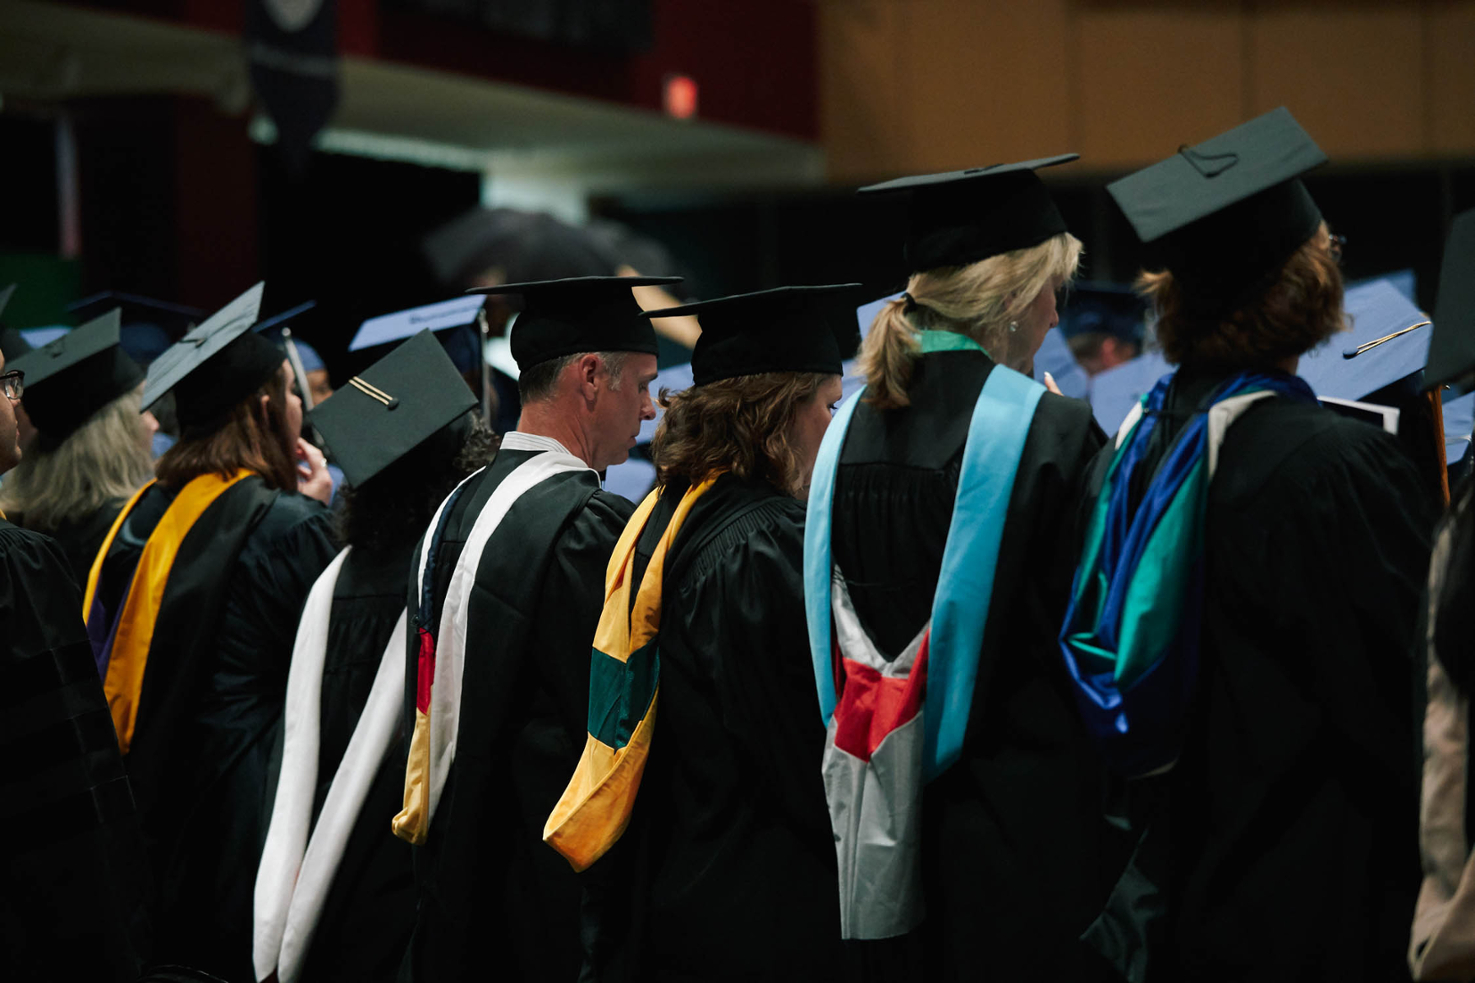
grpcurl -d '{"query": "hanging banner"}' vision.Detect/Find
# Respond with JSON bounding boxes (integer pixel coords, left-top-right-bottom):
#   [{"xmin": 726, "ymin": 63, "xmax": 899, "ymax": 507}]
[{"xmin": 247, "ymin": 0, "xmax": 339, "ymax": 174}]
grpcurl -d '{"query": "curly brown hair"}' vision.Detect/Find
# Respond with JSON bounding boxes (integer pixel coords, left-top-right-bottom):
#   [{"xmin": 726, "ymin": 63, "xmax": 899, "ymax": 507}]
[
  {"xmin": 1141, "ymin": 223, "xmax": 1344, "ymax": 369},
  {"xmin": 156, "ymin": 364, "xmax": 299, "ymax": 491},
  {"xmin": 652, "ymin": 371, "xmax": 827, "ymax": 497}
]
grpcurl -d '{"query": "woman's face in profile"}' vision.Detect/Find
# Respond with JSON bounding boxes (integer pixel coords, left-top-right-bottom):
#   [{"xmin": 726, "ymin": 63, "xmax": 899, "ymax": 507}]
[
  {"xmin": 790, "ymin": 374, "xmax": 845, "ymax": 502},
  {"xmin": 1016, "ymin": 277, "xmax": 1064, "ymax": 367}
]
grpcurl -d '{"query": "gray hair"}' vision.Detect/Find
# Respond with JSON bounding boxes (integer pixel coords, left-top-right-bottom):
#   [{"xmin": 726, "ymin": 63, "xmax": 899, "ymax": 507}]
[
  {"xmin": 517, "ymin": 351, "xmax": 630, "ymax": 404},
  {"xmin": 0, "ymin": 386, "xmax": 155, "ymax": 531}
]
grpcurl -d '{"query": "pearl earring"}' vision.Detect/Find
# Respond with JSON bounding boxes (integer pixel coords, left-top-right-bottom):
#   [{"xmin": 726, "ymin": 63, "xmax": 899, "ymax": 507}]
[{"xmin": 1008, "ymin": 321, "xmax": 1018, "ymax": 333}]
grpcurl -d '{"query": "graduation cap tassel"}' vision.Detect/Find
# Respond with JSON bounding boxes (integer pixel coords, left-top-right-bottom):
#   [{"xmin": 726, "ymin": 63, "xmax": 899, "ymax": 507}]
[{"xmin": 477, "ymin": 307, "xmax": 496, "ymax": 431}]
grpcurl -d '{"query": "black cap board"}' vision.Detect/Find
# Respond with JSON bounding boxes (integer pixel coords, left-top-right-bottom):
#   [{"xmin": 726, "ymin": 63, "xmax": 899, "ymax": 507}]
[
  {"xmin": 309, "ymin": 330, "xmax": 477, "ymax": 487},
  {"xmin": 256, "ymin": 300, "xmax": 326, "ymax": 374},
  {"xmin": 68, "ymin": 291, "xmax": 205, "ymax": 338},
  {"xmin": 143, "ymin": 283, "xmax": 283, "ymax": 428},
  {"xmin": 859, "ymin": 155, "xmax": 1077, "ymax": 272},
  {"xmin": 641, "ymin": 284, "xmax": 862, "ymax": 387},
  {"xmin": 1108, "ymin": 107, "xmax": 1327, "ymax": 315},
  {"xmin": 1060, "ymin": 283, "xmax": 1148, "ymax": 344},
  {"xmin": 9, "ymin": 308, "xmax": 146, "ymax": 440},
  {"xmin": 468, "ymin": 276, "xmax": 678, "ymax": 372},
  {"xmin": 349, "ymin": 295, "xmax": 488, "ymax": 375},
  {"xmin": 0, "ymin": 285, "xmax": 21, "ymax": 360},
  {"xmin": 1426, "ymin": 209, "xmax": 1475, "ymax": 393}
]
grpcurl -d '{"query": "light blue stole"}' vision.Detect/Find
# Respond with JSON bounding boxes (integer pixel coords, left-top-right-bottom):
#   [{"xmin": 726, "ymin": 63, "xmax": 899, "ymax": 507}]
[{"xmin": 804, "ymin": 331, "xmax": 1046, "ymax": 779}]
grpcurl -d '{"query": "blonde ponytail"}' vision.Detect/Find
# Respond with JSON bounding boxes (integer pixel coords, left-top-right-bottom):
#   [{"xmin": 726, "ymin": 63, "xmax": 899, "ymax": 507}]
[
  {"xmin": 860, "ymin": 231, "xmax": 1083, "ymax": 411},
  {"xmin": 858, "ymin": 298, "xmax": 922, "ymax": 410}
]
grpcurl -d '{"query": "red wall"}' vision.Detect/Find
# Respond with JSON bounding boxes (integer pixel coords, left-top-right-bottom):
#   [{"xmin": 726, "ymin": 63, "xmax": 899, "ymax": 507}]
[{"xmin": 62, "ymin": 0, "xmax": 820, "ymax": 141}]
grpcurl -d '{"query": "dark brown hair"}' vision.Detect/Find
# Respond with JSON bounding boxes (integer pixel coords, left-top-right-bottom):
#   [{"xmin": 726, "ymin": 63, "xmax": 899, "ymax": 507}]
[
  {"xmin": 335, "ymin": 415, "xmax": 498, "ymax": 552},
  {"xmin": 1141, "ymin": 223, "xmax": 1344, "ymax": 369},
  {"xmin": 652, "ymin": 371, "xmax": 827, "ymax": 497},
  {"xmin": 155, "ymin": 364, "xmax": 299, "ymax": 490}
]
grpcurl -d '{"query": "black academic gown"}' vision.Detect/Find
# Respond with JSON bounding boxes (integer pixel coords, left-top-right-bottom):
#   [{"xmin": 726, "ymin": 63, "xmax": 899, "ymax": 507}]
[
  {"xmin": 828, "ymin": 349, "xmax": 1122, "ymax": 981},
  {"xmin": 10, "ymin": 496, "xmax": 125, "ymax": 588},
  {"xmin": 593, "ymin": 474, "xmax": 840, "ymax": 983},
  {"xmin": 1085, "ymin": 367, "xmax": 1436, "ymax": 983},
  {"xmin": 294, "ymin": 545, "xmax": 417, "ymax": 983},
  {"xmin": 95, "ymin": 477, "xmax": 337, "ymax": 983},
  {"xmin": 0, "ymin": 519, "xmax": 152, "ymax": 981},
  {"xmin": 402, "ymin": 446, "xmax": 632, "ymax": 983}
]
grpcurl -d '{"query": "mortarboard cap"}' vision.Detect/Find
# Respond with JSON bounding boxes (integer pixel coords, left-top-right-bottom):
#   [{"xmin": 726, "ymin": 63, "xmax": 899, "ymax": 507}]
[
  {"xmin": 310, "ymin": 330, "xmax": 477, "ymax": 487},
  {"xmin": 1108, "ymin": 108, "xmax": 1327, "ymax": 316},
  {"xmin": 1298, "ymin": 278, "xmax": 1431, "ymax": 401},
  {"xmin": 1060, "ymin": 283, "xmax": 1148, "ymax": 344},
  {"xmin": 1425, "ymin": 209, "xmax": 1475, "ymax": 394},
  {"xmin": 256, "ymin": 301, "xmax": 326, "ymax": 374},
  {"xmin": 860, "ymin": 155, "xmax": 1078, "ymax": 272},
  {"xmin": 471, "ymin": 276, "xmax": 677, "ymax": 372},
  {"xmin": 143, "ymin": 283, "xmax": 281, "ymax": 427},
  {"xmin": 351, "ymin": 295, "xmax": 487, "ymax": 375},
  {"xmin": 0, "ymin": 286, "xmax": 24, "ymax": 360},
  {"xmin": 641, "ymin": 284, "xmax": 862, "ymax": 387},
  {"xmin": 9, "ymin": 308, "xmax": 145, "ymax": 440},
  {"xmin": 69, "ymin": 292, "xmax": 209, "ymax": 368}
]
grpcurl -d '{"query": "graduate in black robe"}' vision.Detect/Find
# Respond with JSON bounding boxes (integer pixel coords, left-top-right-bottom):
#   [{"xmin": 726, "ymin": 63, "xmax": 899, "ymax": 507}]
[
  {"xmin": 554, "ymin": 285, "xmax": 855, "ymax": 981},
  {"xmin": 1071, "ymin": 110, "xmax": 1436, "ymax": 981},
  {"xmin": 395, "ymin": 276, "xmax": 674, "ymax": 982},
  {"xmin": 255, "ymin": 332, "xmax": 495, "ymax": 983},
  {"xmin": 0, "ymin": 347, "xmax": 152, "ymax": 982},
  {"xmin": 0, "ymin": 306, "xmax": 158, "ymax": 585},
  {"xmin": 1409, "ymin": 207, "xmax": 1475, "ymax": 981},
  {"xmin": 86, "ymin": 284, "xmax": 338, "ymax": 983},
  {"xmin": 816, "ymin": 160, "xmax": 1117, "ymax": 980}
]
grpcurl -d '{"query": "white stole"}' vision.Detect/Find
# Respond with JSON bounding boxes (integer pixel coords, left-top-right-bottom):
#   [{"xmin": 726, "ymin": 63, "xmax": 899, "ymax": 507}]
[{"xmin": 253, "ymin": 547, "xmax": 407, "ymax": 983}]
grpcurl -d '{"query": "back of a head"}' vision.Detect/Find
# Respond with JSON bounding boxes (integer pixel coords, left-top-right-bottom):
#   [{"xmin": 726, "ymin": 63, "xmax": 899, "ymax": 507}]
[
  {"xmin": 856, "ymin": 156, "xmax": 1083, "ymax": 410},
  {"xmin": 642, "ymin": 284, "xmax": 859, "ymax": 495},
  {"xmin": 1109, "ymin": 108, "xmax": 1340, "ymax": 371},
  {"xmin": 0, "ymin": 385, "xmax": 154, "ymax": 530},
  {"xmin": 310, "ymin": 329, "xmax": 493, "ymax": 552},
  {"xmin": 335, "ymin": 413, "xmax": 496, "ymax": 552},
  {"xmin": 144, "ymin": 283, "xmax": 300, "ymax": 491},
  {"xmin": 154, "ymin": 362, "xmax": 299, "ymax": 491},
  {"xmin": 860, "ymin": 232, "xmax": 1083, "ymax": 410}
]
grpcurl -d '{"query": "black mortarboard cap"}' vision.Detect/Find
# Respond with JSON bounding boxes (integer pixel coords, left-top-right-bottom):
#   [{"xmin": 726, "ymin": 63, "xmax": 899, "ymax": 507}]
[
  {"xmin": 143, "ymin": 283, "xmax": 282, "ymax": 427},
  {"xmin": 350, "ymin": 295, "xmax": 488, "ymax": 375},
  {"xmin": 641, "ymin": 284, "xmax": 862, "ymax": 387},
  {"xmin": 0, "ymin": 285, "xmax": 23, "ymax": 360},
  {"xmin": 1426, "ymin": 209, "xmax": 1475, "ymax": 393},
  {"xmin": 256, "ymin": 301, "xmax": 326, "ymax": 374},
  {"xmin": 1108, "ymin": 108, "xmax": 1327, "ymax": 315},
  {"xmin": 10, "ymin": 308, "xmax": 146, "ymax": 440},
  {"xmin": 469, "ymin": 276, "xmax": 678, "ymax": 372},
  {"xmin": 69, "ymin": 291, "xmax": 209, "ymax": 368},
  {"xmin": 1060, "ymin": 283, "xmax": 1148, "ymax": 344},
  {"xmin": 310, "ymin": 330, "xmax": 477, "ymax": 487},
  {"xmin": 859, "ymin": 155, "xmax": 1078, "ymax": 272},
  {"xmin": 0, "ymin": 328, "xmax": 29, "ymax": 360}
]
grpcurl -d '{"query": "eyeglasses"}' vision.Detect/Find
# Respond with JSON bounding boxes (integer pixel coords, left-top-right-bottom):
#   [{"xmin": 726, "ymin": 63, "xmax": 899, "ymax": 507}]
[
  {"xmin": 1329, "ymin": 233, "xmax": 1347, "ymax": 264},
  {"xmin": 0, "ymin": 370, "xmax": 22, "ymax": 401}
]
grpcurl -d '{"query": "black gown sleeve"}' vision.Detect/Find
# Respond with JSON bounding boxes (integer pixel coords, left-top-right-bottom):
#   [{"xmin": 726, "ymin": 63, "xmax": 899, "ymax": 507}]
[{"xmin": 0, "ymin": 523, "xmax": 152, "ymax": 982}]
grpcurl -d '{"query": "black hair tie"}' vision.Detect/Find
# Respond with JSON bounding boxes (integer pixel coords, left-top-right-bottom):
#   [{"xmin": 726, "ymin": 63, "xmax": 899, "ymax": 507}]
[{"xmin": 901, "ymin": 291, "xmax": 918, "ymax": 313}]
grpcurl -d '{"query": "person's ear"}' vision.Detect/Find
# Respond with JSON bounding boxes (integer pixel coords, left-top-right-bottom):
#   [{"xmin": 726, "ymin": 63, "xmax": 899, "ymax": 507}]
[{"xmin": 577, "ymin": 354, "xmax": 602, "ymax": 401}]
